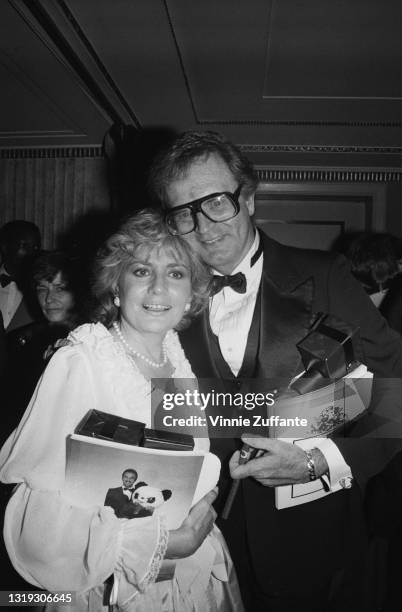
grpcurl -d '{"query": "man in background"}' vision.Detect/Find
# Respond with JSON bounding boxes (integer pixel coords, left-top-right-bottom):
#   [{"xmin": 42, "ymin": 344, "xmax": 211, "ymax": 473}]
[{"xmin": 0, "ymin": 220, "xmax": 41, "ymax": 332}]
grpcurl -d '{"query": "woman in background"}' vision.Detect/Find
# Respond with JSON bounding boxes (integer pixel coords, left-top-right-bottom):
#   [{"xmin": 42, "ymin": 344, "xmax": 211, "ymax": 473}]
[
  {"xmin": 0, "ymin": 209, "xmax": 243, "ymax": 611},
  {"xmin": 4, "ymin": 251, "xmax": 87, "ymax": 440}
]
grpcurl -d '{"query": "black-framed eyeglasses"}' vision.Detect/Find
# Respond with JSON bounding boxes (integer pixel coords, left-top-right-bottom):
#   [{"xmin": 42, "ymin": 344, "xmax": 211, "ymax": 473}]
[{"xmin": 165, "ymin": 184, "xmax": 243, "ymax": 236}]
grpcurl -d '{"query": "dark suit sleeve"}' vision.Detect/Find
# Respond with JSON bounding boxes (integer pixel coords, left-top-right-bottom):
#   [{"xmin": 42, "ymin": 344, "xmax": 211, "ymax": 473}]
[
  {"xmin": 104, "ymin": 488, "xmax": 116, "ymax": 509},
  {"xmin": 380, "ymin": 284, "xmax": 402, "ymax": 335},
  {"xmin": 0, "ymin": 312, "xmax": 5, "ymax": 379},
  {"xmin": 322, "ymin": 255, "xmax": 402, "ymax": 490}
]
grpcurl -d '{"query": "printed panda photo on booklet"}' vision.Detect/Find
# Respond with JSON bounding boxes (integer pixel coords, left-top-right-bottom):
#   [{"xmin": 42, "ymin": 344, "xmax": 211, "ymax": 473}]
[{"xmin": 64, "ymin": 426, "xmax": 220, "ymax": 530}]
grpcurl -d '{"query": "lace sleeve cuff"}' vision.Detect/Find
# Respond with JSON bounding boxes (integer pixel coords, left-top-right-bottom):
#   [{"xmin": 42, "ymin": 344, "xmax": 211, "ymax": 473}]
[
  {"xmin": 137, "ymin": 516, "xmax": 169, "ymax": 592},
  {"xmin": 114, "ymin": 515, "xmax": 169, "ymax": 604}
]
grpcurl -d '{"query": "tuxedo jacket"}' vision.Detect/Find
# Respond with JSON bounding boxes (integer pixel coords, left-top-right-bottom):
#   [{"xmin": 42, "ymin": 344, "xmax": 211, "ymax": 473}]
[
  {"xmin": 104, "ymin": 482, "xmax": 147, "ymax": 518},
  {"xmin": 0, "ymin": 311, "xmax": 5, "ymax": 378},
  {"xmin": 5, "ymin": 295, "xmax": 36, "ymax": 334},
  {"xmin": 2, "ymin": 322, "xmax": 71, "ymax": 442},
  {"xmin": 380, "ymin": 276, "xmax": 402, "ymax": 335},
  {"xmin": 179, "ymin": 232, "xmax": 402, "ymax": 589}
]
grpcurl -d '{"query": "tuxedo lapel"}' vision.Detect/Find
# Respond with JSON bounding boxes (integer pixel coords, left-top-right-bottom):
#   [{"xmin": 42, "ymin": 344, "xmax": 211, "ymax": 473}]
[
  {"xmin": 179, "ymin": 312, "xmax": 221, "ymax": 378},
  {"xmin": 256, "ymin": 233, "xmax": 314, "ymax": 381}
]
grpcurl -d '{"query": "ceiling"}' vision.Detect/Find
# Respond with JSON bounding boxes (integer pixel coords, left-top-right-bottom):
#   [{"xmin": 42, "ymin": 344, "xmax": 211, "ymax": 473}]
[{"xmin": 2, "ymin": 0, "xmax": 402, "ymax": 168}]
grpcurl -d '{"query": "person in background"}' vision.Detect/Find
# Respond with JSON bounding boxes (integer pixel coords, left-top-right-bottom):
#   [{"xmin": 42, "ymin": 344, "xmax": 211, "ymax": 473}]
[
  {"xmin": 338, "ymin": 232, "xmax": 402, "ymax": 334},
  {"xmin": 3, "ymin": 250, "xmax": 88, "ymax": 442},
  {"xmin": 336, "ymin": 231, "xmax": 402, "ymax": 611},
  {"xmin": 0, "ymin": 223, "xmax": 41, "ymax": 594},
  {"xmin": 149, "ymin": 130, "xmax": 402, "ymax": 612},
  {"xmin": 0, "ymin": 209, "xmax": 243, "ymax": 611},
  {"xmin": 0, "ymin": 220, "xmax": 41, "ymax": 332}
]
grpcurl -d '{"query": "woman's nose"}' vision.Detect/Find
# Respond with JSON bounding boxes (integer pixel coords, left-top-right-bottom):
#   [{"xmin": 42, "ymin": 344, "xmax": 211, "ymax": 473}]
[
  {"xmin": 149, "ymin": 274, "xmax": 165, "ymax": 294},
  {"xmin": 45, "ymin": 288, "xmax": 58, "ymax": 304}
]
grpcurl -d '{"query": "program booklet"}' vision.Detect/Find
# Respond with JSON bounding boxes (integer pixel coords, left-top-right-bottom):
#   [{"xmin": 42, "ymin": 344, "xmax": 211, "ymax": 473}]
[
  {"xmin": 271, "ymin": 364, "xmax": 373, "ymax": 509},
  {"xmin": 64, "ymin": 434, "xmax": 220, "ymax": 529}
]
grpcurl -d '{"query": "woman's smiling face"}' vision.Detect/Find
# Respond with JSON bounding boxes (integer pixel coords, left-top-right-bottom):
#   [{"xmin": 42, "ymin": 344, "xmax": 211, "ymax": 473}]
[
  {"xmin": 36, "ymin": 271, "xmax": 75, "ymax": 325},
  {"xmin": 116, "ymin": 245, "xmax": 192, "ymax": 338}
]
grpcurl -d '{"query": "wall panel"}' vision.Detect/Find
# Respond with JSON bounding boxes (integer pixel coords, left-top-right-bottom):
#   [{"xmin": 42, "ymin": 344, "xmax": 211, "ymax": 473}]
[
  {"xmin": 0, "ymin": 147, "xmax": 111, "ymax": 249},
  {"xmin": 255, "ymin": 181, "xmax": 386, "ymax": 251}
]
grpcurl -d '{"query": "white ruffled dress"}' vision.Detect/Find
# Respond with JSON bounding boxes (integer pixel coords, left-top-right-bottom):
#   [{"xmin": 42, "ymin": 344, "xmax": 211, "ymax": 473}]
[{"xmin": 0, "ymin": 323, "xmax": 243, "ymax": 611}]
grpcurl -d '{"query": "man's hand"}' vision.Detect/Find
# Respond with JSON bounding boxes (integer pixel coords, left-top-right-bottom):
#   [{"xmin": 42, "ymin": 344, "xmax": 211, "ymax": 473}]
[
  {"xmin": 229, "ymin": 436, "xmax": 328, "ymax": 487},
  {"xmin": 165, "ymin": 488, "xmax": 217, "ymax": 559}
]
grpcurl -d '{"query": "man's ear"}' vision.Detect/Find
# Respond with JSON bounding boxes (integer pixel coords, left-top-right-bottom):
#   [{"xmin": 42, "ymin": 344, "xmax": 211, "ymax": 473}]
[{"xmin": 244, "ymin": 191, "xmax": 255, "ymax": 217}]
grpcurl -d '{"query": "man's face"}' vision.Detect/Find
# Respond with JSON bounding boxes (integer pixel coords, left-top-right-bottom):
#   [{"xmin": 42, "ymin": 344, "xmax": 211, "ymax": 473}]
[
  {"xmin": 165, "ymin": 154, "xmax": 255, "ymax": 274},
  {"xmin": 2, "ymin": 229, "xmax": 40, "ymax": 275},
  {"xmin": 122, "ymin": 472, "xmax": 137, "ymax": 488}
]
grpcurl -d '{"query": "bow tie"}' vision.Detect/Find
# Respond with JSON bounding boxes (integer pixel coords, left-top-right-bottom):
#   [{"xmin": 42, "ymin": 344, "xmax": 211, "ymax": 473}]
[
  {"xmin": 0, "ymin": 273, "xmax": 14, "ymax": 288},
  {"xmin": 211, "ymin": 272, "xmax": 247, "ymax": 296},
  {"xmin": 209, "ymin": 237, "xmax": 263, "ymax": 297},
  {"xmin": 123, "ymin": 487, "xmax": 134, "ymax": 492}
]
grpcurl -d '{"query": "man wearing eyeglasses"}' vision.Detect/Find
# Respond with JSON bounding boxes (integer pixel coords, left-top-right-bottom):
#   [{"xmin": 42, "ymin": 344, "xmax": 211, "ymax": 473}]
[{"xmin": 150, "ymin": 131, "xmax": 402, "ymax": 611}]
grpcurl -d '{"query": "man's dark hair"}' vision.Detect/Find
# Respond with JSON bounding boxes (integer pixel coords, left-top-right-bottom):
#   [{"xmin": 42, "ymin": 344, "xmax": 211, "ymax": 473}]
[
  {"xmin": 0, "ymin": 220, "xmax": 41, "ymax": 250},
  {"xmin": 341, "ymin": 232, "xmax": 400, "ymax": 290},
  {"xmin": 122, "ymin": 469, "xmax": 138, "ymax": 479},
  {"xmin": 149, "ymin": 130, "xmax": 259, "ymax": 206}
]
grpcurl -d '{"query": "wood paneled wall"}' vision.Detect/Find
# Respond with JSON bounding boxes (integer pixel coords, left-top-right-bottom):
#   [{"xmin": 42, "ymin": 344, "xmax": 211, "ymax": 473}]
[{"xmin": 0, "ymin": 147, "xmax": 111, "ymax": 250}]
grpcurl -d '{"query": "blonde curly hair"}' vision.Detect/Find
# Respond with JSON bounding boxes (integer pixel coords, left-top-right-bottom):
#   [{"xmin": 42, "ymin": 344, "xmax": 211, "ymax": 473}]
[{"xmin": 92, "ymin": 208, "xmax": 211, "ymax": 329}]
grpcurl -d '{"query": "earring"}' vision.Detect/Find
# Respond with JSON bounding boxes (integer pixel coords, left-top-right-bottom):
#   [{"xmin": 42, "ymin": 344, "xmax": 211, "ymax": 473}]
[
  {"xmin": 184, "ymin": 303, "xmax": 191, "ymax": 312},
  {"xmin": 113, "ymin": 295, "xmax": 120, "ymax": 308}
]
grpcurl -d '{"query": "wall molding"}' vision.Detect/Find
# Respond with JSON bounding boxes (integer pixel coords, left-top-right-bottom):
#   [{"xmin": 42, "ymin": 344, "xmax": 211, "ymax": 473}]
[
  {"xmin": 0, "ymin": 145, "xmax": 103, "ymax": 158},
  {"xmin": 211, "ymin": 119, "xmax": 402, "ymax": 127},
  {"xmin": 1, "ymin": 147, "xmax": 401, "ymax": 182},
  {"xmin": 256, "ymin": 166, "xmax": 402, "ymax": 183},
  {"xmin": 11, "ymin": 0, "xmax": 139, "ymax": 126},
  {"xmin": 242, "ymin": 144, "xmax": 402, "ymax": 154}
]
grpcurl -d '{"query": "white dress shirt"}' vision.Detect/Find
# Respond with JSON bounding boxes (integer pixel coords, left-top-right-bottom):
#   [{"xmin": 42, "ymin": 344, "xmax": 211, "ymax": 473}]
[
  {"xmin": 122, "ymin": 486, "xmax": 133, "ymax": 500},
  {"xmin": 210, "ymin": 233, "xmax": 263, "ymax": 376},
  {"xmin": 209, "ymin": 232, "xmax": 352, "ymax": 491},
  {"xmin": 0, "ymin": 265, "xmax": 23, "ymax": 329}
]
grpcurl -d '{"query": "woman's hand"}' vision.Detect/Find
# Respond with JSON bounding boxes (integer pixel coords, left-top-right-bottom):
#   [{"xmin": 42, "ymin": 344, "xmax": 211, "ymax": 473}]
[{"xmin": 165, "ymin": 488, "xmax": 218, "ymax": 559}]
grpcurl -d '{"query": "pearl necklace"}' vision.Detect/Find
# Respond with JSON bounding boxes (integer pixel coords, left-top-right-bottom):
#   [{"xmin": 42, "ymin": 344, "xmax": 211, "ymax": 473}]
[{"xmin": 112, "ymin": 321, "xmax": 168, "ymax": 368}]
